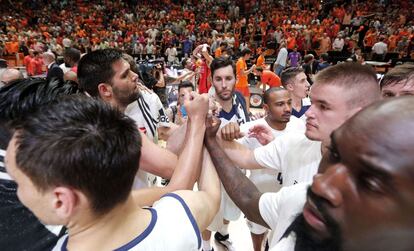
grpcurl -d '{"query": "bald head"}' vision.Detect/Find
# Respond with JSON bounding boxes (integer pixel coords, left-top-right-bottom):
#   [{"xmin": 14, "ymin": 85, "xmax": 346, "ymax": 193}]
[
  {"xmin": 315, "ymin": 96, "xmax": 414, "ymax": 251},
  {"xmin": 337, "ymin": 96, "xmax": 414, "ymax": 173},
  {"xmin": 42, "ymin": 52, "xmax": 56, "ymax": 65},
  {"xmin": 0, "ymin": 69, "xmax": 24, "ymax": 85}
]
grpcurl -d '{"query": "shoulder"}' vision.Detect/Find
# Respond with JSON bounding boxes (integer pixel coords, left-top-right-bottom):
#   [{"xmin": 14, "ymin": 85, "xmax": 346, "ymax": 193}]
[{"xmin": 286, "ymin": 116, "xmax": 306, "ymax": 133}]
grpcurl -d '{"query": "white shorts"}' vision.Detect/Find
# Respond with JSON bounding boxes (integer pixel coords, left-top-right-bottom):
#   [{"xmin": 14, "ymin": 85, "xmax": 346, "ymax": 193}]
[
  {"xmin": 246, "ymin": 219, "xmax": 268, "ymax": 235},
  {"xmin": 207, "ymin": 185, "xmax": 242, "ymax": 231}
]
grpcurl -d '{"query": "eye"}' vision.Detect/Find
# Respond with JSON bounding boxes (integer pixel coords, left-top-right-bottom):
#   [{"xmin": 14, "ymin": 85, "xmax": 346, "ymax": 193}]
[
  {"xmin": 358, "ymin": 175, "xmax": 385, "ymax": 195},
  {"xmin": 319, "ymin": 103, "xmax": 329, "ymax": 111},
  {"xmin": 382, "ymin": 92, "xmax": 394, "ymax": 98}
]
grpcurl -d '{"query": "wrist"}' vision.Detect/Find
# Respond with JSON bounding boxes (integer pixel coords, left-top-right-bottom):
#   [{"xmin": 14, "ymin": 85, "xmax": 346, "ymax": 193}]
[{"xmin": 205, "ymin": 135, "xmax": 218, "ymax": 145}]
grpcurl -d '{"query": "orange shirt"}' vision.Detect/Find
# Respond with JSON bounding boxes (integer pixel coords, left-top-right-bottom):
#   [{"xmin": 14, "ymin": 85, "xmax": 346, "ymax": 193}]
[
  {"xmin": 261, "ymin": 70, "xmax": 281, "ymax": 87},
  {"xmin": 236, "ymin": 58, "xmax": 248, "ymax": 88},
  {"xmin": 364, "ymin": 32, "xmax": 376, "ymax": 47},
  {"xmin": 215, "ymin": 47, "xmax": 222, "ymax": 58},
  {"xmin": 256, "ymin": 55, "xmax": 265, "ymax": 68},
  {"xmin": 287, "ymin": 37, "xmax": 296, "ymax": 50}
]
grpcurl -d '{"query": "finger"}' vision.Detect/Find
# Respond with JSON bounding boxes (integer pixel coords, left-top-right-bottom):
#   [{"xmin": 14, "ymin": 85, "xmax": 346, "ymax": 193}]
[
  {"xmin": 229, "ymin": 125, "xmax": 235, "ymax": 140},
  {"xmin": 223, "ymin": 125, "xmax": 230, "ymax": 141}
]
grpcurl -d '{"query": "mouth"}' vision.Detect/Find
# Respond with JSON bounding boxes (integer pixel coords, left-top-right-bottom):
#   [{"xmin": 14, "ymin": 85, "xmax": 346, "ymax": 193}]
[
  {"xmin": 282, "ymin": 113, "xmax": 291, "ymax": 118},
  {"xmin": 306, "ymin": 121, "xmax": 317, "ymax": 129},
  {"xmin": 303, "ymin": 199, "xmax": 328, "ymax": 234},
  {"xmin": 220, "ymin": 90, "xmax": 231, "ymax": 96}
]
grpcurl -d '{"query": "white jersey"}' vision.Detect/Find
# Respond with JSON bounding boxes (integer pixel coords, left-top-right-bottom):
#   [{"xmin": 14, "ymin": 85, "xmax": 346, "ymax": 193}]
[
  {"xmin": 125, "ymin": 92, "xmax": 169, "ymax": 189},
  {"xmin": 218, "ymin": 92, "xmax": 250, "ymax": 128},
  {"xmin": 291, "ymin": 97, "xmax": 311, "ymax": 123},
  {"xmin": 208, "ymin": 92, "xmax": 250, "ymax": 231},
  {"xmin": 52, "ymin": 193, "xmax": 201, "ymax": 251},
  {"xmin": 254, "ymin": 133, "xmax": 322, "ymax": 186},
  {"xmin": 239, "ymin": 117, "xmax": 305, "ymax": 234},
  {"xmin": 259, "ymin": 182, "xmax": 308, "ymax": 249},
  {"xmin": 238, "ymin": 117, "xmax": 305, "ymax": 192}
]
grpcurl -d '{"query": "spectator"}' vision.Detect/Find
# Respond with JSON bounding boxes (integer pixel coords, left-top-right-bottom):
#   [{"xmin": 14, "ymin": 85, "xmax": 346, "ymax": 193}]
[
  {"xmin": 274, "ymin": 42, "xmax": 288, "ymax": 76},
  {"xmin": 372, "ymin": 36, "xmax": 388, "ymax": 61},
  {"xmin": 42, "ymin": 52, "xmax": 64, "ymax": 83}
]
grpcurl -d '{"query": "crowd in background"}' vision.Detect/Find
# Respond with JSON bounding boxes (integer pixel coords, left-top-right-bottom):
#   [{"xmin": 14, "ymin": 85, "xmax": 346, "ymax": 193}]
[{"xmin": 0, "ymin": 0, "xmax": 413, "ymax": 64}]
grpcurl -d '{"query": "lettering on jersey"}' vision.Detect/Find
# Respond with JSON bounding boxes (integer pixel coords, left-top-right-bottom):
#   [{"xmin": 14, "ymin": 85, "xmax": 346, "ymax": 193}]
[
  {"xmin": 277, "ymin": 172, "xmax": 283, "ymax": 185},
  {"xmin": 293, "ymin": 180, "xmax": 298, "ymax": 185},
  {"xmin": 237, "ymin": 117, "xmax": 246, "ymax": 125}
]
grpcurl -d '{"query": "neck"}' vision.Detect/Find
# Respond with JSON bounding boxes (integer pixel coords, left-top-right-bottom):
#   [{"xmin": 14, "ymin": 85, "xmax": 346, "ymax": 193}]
[
  {"xmin": 66, "ymin": 195, "xmax": 148, "ymax": 250},
  {"xmin": 321, "ymin": 140, "xmax": 330, "ymax": 155},
  {"xmin": 265, "ymin": 116, "xmax": 287, "ymax": 131},
  {"xmin": 109, "ymin": 99, "xmax": 126, "ymax": 113},
  {"xmin": 218, "ymin": 97, "xmax": 233, "ymax": 113},
  {"xmin": 291, "ymin": 95, "xmax": 302, "ymax": 111}
]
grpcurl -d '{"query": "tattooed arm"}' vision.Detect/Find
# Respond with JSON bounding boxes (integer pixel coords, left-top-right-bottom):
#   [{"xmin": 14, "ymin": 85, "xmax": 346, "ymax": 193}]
[{"xmin": 204, "ymin": 116, "xmax": 269, "ymax": 228}]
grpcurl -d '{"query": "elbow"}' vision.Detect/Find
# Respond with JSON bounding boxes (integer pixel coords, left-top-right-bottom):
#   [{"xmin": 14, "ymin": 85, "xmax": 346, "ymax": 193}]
[{"xmin": 162, "ymin": 163, "xmax": 175, "ymax": 179}]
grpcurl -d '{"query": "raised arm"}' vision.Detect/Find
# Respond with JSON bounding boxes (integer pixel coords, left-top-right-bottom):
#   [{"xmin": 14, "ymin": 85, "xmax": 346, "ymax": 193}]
[
  {"xmin": 139, "ymin": 133, "xmax": 176, "ymax": 178},
  {"xmin": 204, "ymin": 116, "xmax": 269, "ymax": 228},
  {"xmin": 174, "ymin": 147, "xmax": 221, "ymax": 231},
  {"xmin": 133, "ymin": 92, "xmax": 209, "ymax": 206}
]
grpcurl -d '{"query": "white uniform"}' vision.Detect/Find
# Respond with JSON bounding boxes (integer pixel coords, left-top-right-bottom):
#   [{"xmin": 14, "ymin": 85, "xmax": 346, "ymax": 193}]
[
  {"xmin": 238, "ymin": 117, "xmax": 305, "ymax": 234},
  {"xmin": 291, "ymin": 97, "xmax": 311, "ymax": 123},
  {"xmin": 52, "ymin": 193, "xmax": 201, "ymax": 251},
  {"xmin": 254, "ymin": 132, "xmax": 322, "ymax": 186},
  {"xmin": 208, "ymin": 92, "xmax": 249, "ymax": 231},
  {"xmin": 259, "ymin": 182, "xmax": 308, "ymax": 249},
  {"xmin": 125, "ymin": 92, "xmax": 169, "ymax": 189}
]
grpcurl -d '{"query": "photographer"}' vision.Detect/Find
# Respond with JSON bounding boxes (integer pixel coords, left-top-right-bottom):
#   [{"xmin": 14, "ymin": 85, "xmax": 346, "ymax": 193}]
[{"xmin": 152, "ymin": 62, "xmax": 168, "ymax": 107}]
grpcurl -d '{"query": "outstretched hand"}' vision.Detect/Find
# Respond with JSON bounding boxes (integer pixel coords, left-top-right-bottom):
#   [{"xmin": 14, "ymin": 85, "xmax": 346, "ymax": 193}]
[{"xmin": 247, "ymin": 124, "xmax": 275, "ymax": 145}]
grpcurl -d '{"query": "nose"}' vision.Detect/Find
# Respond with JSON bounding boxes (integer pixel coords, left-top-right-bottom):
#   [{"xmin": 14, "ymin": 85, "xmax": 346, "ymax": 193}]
[
  {"xmin": 284, "ymin": 103, "xmax": 291, "ymax": 112},
  {"xmin": 131, "ymin": 70, "xmax": 138, "ymax": 82},
  {"xmin": 220, "ymin": 79, "xmax": 228, "ymax": 90},
  {"xmin": 305, "ymin": 104, "xmax": 315, "ymax": 118},
  {"xmin": 311, "ymin": 164, "xmax": 348, "ymax": 208}
]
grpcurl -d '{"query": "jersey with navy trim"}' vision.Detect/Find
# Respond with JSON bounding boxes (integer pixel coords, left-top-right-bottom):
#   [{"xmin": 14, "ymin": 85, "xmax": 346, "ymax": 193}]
[
  {"xmin": 218, "ymin": 91, "xmax": 250, "ymax": 127},
  {"xmin": 52, "ymin": 193, "xmax": 201, "ymax": 251},
  {"xmin": 208, "ymin": 91, "xmax": 250, "ymax": 230},
  {"xmin": 291, "ymin": 97, "xmax": 311, "ymax": 123}
]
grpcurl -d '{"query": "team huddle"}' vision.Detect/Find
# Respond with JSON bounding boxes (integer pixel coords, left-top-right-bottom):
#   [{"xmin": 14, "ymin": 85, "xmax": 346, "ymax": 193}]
[{"xmin": 0, "ymin": 47, "xmax": 414, "ymax": 251}]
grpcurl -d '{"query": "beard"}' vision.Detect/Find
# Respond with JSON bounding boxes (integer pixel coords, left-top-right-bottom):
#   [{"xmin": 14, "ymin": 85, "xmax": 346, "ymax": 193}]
[
  {"xmin": 282, "ymin": 187, "xmax": 343, "ymax": 251},
  {"xmin": 215, "ymin": 86, "xmax": 235, "ymax": 101},
  {"xmin": 113, "ymin": 86, "xmax": 139, "ymax": 108}
]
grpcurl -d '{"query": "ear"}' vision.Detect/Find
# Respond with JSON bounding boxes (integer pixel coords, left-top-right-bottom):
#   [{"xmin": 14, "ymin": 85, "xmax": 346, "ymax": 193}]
[
  {"xmin": 285, "ymin": 83, "xmax": 294, "ymax": 91},
  {"xmin": 263, "ymin": 103, "xmax": 269, "ymax": 114},
  {"xmin": 52, "ymin": 187, "xmax": 78, "ymax": 221},
  {"xmin": 98, "ymin": 83, "xmax": 112, "ymax": 99}
]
